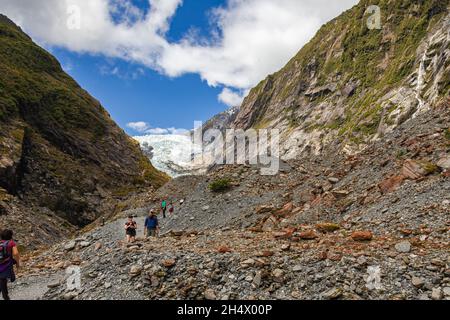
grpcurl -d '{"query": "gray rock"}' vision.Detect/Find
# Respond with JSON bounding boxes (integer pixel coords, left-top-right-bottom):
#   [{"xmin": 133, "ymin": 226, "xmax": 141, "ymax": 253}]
[
  {"xmin": 47, "ymin": 281, "xmax": 61, "ymax": 289},
  {"xmin": 129, "ymin": 265, "xmax": 142, "ymax": 277},
  {"xmin": 79, "ymin": 241, "xmax": 91, "ymax": 248},
  {"xmin": 431, "ymin": 288, "xmax": 442, "ymax": 300},
  {"xmin": 204, "ymin": 289, "xmax": 217, "ymax": 300},
  {"xmin": 252, "ymin": 271, "xmax": 262, "ymax": 287},
  {"xmin": 64, "ymin": 241, "xmax": 76, "ymax": 251},
  {"xmin": 292, "ymin": 265, "xmax": 302, "ymax": 272},
  {"xmin": 412, "ymin": 277, "xmax": 425, "ymax": 288},
  {"xmin": 395, "ymin": 241, "xmax": 411, "ymax": 253},
  {"xmin": 443, "ymin": 287, "xmax": 450, "ymax": 297},
  {"xmin": 328, "ymin": 177, "xmax": 340, "ymax": 184}
]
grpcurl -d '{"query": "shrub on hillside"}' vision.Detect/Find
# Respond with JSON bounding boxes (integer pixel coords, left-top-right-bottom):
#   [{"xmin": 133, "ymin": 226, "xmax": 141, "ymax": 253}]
[{"xmin": 209, "ymin": 178, "xmax": 232, "ymax": 193}]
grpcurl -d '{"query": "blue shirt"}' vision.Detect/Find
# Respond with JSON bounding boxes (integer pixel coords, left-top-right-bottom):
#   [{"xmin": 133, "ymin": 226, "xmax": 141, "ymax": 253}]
[{"xmin": 145, "ymin": 216, "xmax": 158, "ymax": 229}]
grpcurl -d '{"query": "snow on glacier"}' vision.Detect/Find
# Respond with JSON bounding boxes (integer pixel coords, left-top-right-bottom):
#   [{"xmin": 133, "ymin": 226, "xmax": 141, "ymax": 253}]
[{"xmin": 133, "ymin": 134, "xmax": 200, "ymax": 177}]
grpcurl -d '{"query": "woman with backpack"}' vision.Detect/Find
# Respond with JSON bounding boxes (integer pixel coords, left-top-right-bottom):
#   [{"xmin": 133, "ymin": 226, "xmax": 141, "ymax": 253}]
[
  {"xmin": 0, "ymin": 229, "xmax": 20, "ymax": 300},
  {"xmin": 124, "ymin": 216, "xmax": 138, "ymax": 243}
]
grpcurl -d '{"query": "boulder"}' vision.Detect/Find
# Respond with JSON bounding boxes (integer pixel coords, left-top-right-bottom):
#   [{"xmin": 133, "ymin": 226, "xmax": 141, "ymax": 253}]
[
  {"xmin": 378, "ymin": 175, "xmax": 404, "ymax": 194},
  {"xmin": 316, "ymin": 222, "xmax": 340, "ymax": 233},
  {"xmin": 162, "ymin": 259, "xmax": 176, "ymax": 268},
  {"xmin": 322, "ymin": 287, "xmax": 343, "ymax": 300},
  {"xmin": 204, "ymin": 289, "xmax": 217, "ymax": 300},
  {"xmin": 395, "ymin": 241, "xmax": 411, "ymax": 253},
  {"xmin": 217, "ymin": 245, "xmax": 232, "ymax": 253},
  {"xmin": 64, "ymin": 241, "xmax": 76, "ymax": 252},
  {"xmin": 411, "ymin": 277, "xmax": 425, "ymax": 288},
  {"xmin": 351, "ymin": 231, "xmax": 373, "ymax": 241},
  {"xmin": 401, "ymin": 159, "xmax": 438, "ymax": 180},
  {"xmin": 299, "ymin": 230, "xmax": 319, "ymax": 240},
  {"xmin": 129, "ymin": 265, "xmax": 142, "ymax": 277},
  {"xmin": 437, "ymin": 155, "xmax": 450, "ymax": 170}
]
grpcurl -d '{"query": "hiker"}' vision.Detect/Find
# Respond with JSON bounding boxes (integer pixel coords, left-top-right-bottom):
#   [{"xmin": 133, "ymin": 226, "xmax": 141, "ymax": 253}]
[
  {"xmin": 144, "ymin": 210, "xmax": 159, "ymax": 238},
  {"xmin": 0, "ymin": 229, "xmax": 20, "ymax": 301},
  {"xmin": 168, "ymin": 202, "xmax": 174, "ymax": 215},
  {"xmin": 161, "ymin": 199, "xmax": 167, "ymax": 218},
  {"xmin": 124, "ymin": 216, "xmax": 137, "ymax": 243}
]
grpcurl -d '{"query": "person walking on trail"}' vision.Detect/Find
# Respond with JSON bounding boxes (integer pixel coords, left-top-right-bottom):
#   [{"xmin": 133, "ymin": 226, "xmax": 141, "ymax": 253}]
[
  {"xmin": 168, "ymin": 202, "xmax": 174, "ymax": 215},
  {"xmin": 0, "ymin": 229, "xmax": 20, "ymax": 301},
  {"xmin": 124, "ymin": 216, "xmax": 137, "ymax": 243},
  {"xmin": 161, "ymin": 199, "xmax": 167, "ymax": 218},
  {"xmin": 144, "ymin": 210, "xmax": 159, "ymax": 238}
]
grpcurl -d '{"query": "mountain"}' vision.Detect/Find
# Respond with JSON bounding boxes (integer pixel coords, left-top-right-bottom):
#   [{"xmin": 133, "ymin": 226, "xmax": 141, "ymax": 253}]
[
  {"xmin": 233, "ymin": 0, "xmax": 449, "ymax": 159},
  {"xmin": 202, "ymin": 106, "xmax": 240, "ymax": 135},
  {"xmin": 0, "ymin": 14, "xmax": 169, "ymax": 245}
]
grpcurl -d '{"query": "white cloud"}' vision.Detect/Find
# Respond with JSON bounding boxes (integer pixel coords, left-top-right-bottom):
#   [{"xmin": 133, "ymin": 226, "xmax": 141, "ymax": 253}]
[
  {"xmin": 127, "ymin": 122, "xmax": 188, "ymax": 135},
  {"xmin": 146, "ymin": 127, "xmax": 169, "ymax": 135},
  {"xmin": 0, "ymin": 0, "xmax": 358, "ymax": 95},
  {"xmin": 99, "ymin": 63, "xmax": 146, "ymax": 80},
  {"xmin": 218, "ymin": 88, "xmax": 246, "ymax": 107},
  {"xmin": 167, "ymin": 127, "xmax": 190, "ymax": 135},
  {"xmin": 126, "ymin": 121, "xmax": 150, "ymax": 133}
]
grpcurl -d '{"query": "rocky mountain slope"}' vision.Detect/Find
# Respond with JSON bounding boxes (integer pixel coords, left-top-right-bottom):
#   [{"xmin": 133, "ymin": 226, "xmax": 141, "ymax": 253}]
[
  {"xmin": 13, "ymin": 105, "xmax": 449, "ymax": 300},
  {"xmin": 0, "ymin": 14, "xmax": 169, "ymax": 248},
  {"xmin": 233, "ymin": 0, "xmax": 449, "ymax": 159}
]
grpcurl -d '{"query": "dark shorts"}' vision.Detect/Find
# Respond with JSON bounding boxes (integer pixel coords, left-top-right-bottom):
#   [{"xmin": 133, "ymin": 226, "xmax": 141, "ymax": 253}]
[
  {"xmin": 126, "ymin": 229, "xmax": 136, "ymax": 237},
  {"xmin": 0, "ymin": 261, "xmax": 15, "ymax": 282}
]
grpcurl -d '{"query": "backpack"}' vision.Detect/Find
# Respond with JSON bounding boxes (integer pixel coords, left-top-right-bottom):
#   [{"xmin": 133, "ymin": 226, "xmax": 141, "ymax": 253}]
[{"xmin": 0, "ymin": 241, "xmax": 11, "ymax": 263}]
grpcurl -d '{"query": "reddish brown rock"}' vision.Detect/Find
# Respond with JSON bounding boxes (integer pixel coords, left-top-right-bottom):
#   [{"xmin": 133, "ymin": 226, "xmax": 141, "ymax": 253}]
[
  {"xmin": 299, "ymin": 230, "xmax": 319, "ymax": 240},
  {"xmin": 259, "ymin": 250, "xmax": 274, "ymax": 257},
  {"xmin": 217, "ymin": 245, "xmax": 232, "ymax": 253},
  {"xmin": 327, "ymin": 251, "xmax": 342, "ymax": 261},
  {"xmin": 378, "ymin": 175, "xmax": 405, "ymax": 194},
  {"xmin": 162, "ymin": 259, "xmax": 176, "ymax": 268},
  {"xmin": 351, "ymin": 231, "xmax": 373, "ymax": 241},
  {"xmin": 401, "ymin": 159, "xmax": 438, "ymax": 180},
  {"xmin": 316, "ymin": 222, "xmax": 340, "ymax": 233},
  {"xmin": 275, "ymin": 202, "xmax": 294, "ymax": 217}
]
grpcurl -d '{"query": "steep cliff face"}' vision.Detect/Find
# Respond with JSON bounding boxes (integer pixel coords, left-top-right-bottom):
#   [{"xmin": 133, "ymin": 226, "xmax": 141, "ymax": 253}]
[
  {"xmin": 0, "ymin": 15, "xmax": 169, "ymax": 228},
  {"xmin": 234, "ymin": 0, "xmax": 449, "ymax": 159}
]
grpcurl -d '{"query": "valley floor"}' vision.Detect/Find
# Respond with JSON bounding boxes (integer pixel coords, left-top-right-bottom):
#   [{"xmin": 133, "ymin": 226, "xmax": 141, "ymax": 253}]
[{"xmin": 8, "ymin": 106, "xmax": 450, "ymax": 300}]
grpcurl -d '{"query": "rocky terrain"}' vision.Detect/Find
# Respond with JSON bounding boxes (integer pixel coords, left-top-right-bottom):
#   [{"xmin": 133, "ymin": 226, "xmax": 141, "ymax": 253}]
[
  {"xmin": 1, "ymin": 0, "xmax": 449, "ymax": 301},
  {"xmin": 0, "ymin": 14, "xmax": 169, "ymax": 248},
  {"xmin": 11, "ymin": 104, "xmax": 449, "ymax": 300}
]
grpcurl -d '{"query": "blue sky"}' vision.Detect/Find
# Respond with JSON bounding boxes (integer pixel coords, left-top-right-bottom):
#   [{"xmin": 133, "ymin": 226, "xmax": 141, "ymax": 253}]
[
  {"xmin": 51, "ymin": 0, "xmax": 229, "ymax": 134},
  {"xmin": 51, "ymin": 48, "xmax": 226, "ymax": 132},
  {"xmin": 0, "ymin": 0, "xmax": 358, "ymax": 135}
]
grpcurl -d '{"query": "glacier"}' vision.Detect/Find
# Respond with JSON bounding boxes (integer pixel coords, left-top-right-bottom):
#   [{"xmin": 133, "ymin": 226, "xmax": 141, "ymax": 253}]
[{"xmin": 133, "ymin": 134, "xmax": 203, "ymax": 177}]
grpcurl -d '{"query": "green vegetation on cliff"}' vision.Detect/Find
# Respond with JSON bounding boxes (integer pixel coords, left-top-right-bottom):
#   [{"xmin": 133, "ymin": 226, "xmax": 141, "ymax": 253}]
[{"xmin": 236, "ymin": 0, "xmax": 449, "ymax": 146}]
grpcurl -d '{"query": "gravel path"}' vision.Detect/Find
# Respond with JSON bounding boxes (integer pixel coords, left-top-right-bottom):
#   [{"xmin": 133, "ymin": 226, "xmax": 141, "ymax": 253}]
[{"xmin": 9, "ymin": 272, "xmax": 64, "ymax": 300}]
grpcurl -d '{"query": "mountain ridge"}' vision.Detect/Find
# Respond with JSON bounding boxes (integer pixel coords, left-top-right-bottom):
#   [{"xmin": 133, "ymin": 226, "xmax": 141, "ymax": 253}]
[{"xmin": 232, "ymin": 0, "xmax": 449, "ymax": 159}]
